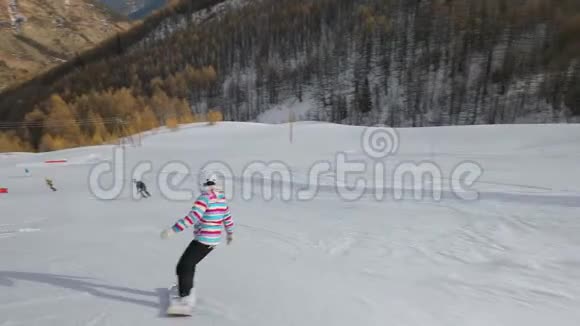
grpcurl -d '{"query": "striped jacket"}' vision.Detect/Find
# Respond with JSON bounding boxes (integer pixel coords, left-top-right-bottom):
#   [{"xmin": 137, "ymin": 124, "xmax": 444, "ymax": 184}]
[{"xmin": 171, "ymin": 188, "xmax": 234, "ymax": 246}]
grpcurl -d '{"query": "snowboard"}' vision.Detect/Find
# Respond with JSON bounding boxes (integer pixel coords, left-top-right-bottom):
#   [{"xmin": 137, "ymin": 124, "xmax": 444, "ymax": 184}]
[{"xmin": 166, "ymin": 284, "xmax": 195, "ymax": 317}]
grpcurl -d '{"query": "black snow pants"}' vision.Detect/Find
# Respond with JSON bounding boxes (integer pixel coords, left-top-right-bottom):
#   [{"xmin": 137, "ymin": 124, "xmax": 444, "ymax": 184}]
[{"xmin": 176, "ymin": 240, "xmax": 214, "ymax": 297}]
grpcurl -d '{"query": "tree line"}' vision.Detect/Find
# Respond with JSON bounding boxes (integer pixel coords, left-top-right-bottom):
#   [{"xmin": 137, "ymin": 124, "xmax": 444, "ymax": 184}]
[
  {"xmin": 0, "ymin": 64, "xmax": 221, "ymax": 152},
  {"xmin": 1, "ymin": 0, "xmax": 579, "ymax": 152}
]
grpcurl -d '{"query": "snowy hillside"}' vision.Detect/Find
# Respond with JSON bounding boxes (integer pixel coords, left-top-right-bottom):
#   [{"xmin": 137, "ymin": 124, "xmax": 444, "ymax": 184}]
[{"xmin": 1, "ymin": 122, "xmax": 580, "ymax": 326}]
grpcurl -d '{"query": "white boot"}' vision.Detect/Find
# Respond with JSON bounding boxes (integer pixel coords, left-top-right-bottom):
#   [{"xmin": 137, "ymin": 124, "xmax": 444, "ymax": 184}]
[
  {"xmin": 168, "ymin": 295, "xmax": 194, "ymax": 315},
  {"xmin": 183, "ymin": 287, "xmax": 196, "ymax": 307},
  {"xmin": 167, "ymin": 285, "xmax": 196, "ymax": 315}
]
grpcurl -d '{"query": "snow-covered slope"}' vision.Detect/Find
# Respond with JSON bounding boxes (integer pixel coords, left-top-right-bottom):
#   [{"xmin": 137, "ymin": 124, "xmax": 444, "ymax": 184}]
[{"xmin": 1, "ymin": 122, "xmax": 580, "ymax": 326}]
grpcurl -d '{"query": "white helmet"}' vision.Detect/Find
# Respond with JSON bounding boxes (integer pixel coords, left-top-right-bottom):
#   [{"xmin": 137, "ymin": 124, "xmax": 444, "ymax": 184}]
[
  {"xmin": 199, "ymin": 170, "xmax": 218, "ymax": 187},
  {"xmin": 203, "ymin": 174, "xmax": 217, "ymax": 186}
]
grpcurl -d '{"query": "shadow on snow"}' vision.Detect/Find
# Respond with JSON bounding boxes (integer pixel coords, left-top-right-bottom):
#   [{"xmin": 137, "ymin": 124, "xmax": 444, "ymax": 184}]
[{"xmin": 0, "ymin": 270, "xmax": 170, "ymax": 317}]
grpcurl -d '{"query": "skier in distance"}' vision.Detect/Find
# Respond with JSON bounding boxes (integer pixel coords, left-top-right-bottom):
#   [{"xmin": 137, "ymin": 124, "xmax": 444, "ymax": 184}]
[{"xmin": 133, "ymin": 179, "xmax": 151, "ymax": 198}]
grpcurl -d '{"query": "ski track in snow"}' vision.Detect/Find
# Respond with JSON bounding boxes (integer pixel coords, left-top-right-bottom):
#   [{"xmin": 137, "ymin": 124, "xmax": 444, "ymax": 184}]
[
  {"xmin": 0, "ymin": 228, "xmax": 41, "ymax": 240},
  {"xmin": 1, "ymin": 122, "xmax": 580, "ymax": 325},
  {"xmin": 0, "ymin": 218, "xmax": 46, "ymax": 240}
]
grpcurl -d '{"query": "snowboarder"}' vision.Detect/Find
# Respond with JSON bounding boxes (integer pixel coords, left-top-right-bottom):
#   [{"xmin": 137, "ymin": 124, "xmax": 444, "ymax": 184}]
[
  {"xmin": 133, "ymin": 179, "xmax": 151, "ymax": 198},
  {"xmin": 45, "ymin": 178, "xmax": 56, "ymax": 192},
  {"xmin": 159, "ymin": 173, "xmax": 234, "ymax": 315}
]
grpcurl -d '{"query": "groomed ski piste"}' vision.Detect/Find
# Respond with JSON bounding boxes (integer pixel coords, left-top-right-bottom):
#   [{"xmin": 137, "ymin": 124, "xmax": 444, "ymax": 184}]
[{"xmin": 1, "ymin": 121, "xmax": 580, "ymax": 326}]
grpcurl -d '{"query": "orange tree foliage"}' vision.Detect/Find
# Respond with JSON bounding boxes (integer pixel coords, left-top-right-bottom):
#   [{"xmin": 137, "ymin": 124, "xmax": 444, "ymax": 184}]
[{"xmin": 3, "ymin": 82, "xmax": 211, "ymax": 152}]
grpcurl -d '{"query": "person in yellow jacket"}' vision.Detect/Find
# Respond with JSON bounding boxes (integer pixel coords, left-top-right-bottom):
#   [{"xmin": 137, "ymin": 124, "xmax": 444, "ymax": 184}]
[{"xmin": 45, "ymin": 178, "xmax": 57, "ymax": 192}]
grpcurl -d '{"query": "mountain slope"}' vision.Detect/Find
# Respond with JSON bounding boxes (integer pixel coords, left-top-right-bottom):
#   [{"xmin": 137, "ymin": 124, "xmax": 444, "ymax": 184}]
[
  {"xmin": 3, "ymin": 0, "xmax": 580, "ymax": 118},
  {"xmin": 0, "ymin": 0, "xmax": 579, "ymax": 153},
  {"xmin": 0, "ymin": 0, "xmax": 130, "ymax": 91},
  {"xmin": 1, "ymin": 122, "xmax": 580, "ymax": 325}
]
